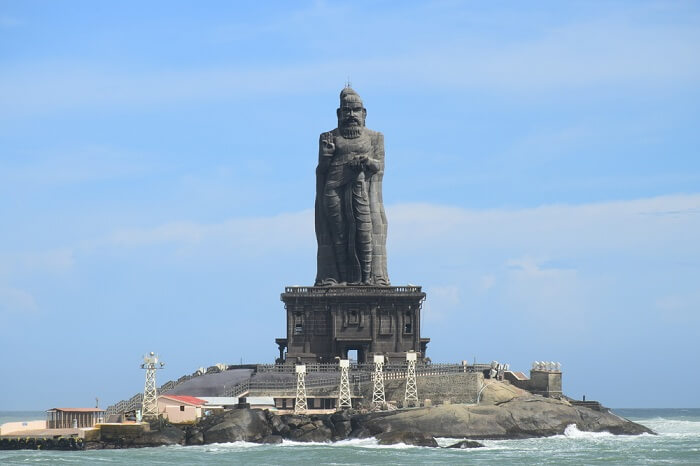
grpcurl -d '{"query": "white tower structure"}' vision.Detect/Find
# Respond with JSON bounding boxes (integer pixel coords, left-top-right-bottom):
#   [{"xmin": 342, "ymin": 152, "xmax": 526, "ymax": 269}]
[
  {"xmin": 404, "ymin": 351, "xmax": 418, "ymax": 407},
  {"xmin": 294, "ymin": 364, "xmax": 308, "ymax": 414},
  {"xmin": 372, "ymin": 354, "xmax": 386, "ymax": 410},
  {"xmin": 141, "ymin": 352, "xmax": 165, "ymax": 419},
  {"xmin": 337, "ymin": 359, "xmax": 352, "ymax": 410}
]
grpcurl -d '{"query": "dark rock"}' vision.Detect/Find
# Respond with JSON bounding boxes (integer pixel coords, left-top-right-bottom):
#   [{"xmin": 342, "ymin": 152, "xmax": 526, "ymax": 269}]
[
  {"xmin": 332, "ymin": 420, "xmax": 353, "ymax": 440},
  {"xmin": 269, "ymin": 414, "xmax": 290, "ymax": 435},
  {"xmin": 330, "ymin": 410, "xmax": 353, "ymax": 423},
  {"xmin": 203, "ymin": 409, "xmax": 272, "ymax": 444},
  {"xmin": 185, "ymin": 428, "xmax": 204, "ymax": 446},
  {"xmin": 288, "ymin": 423, "xmax": 333, "ymax": 443},
  {"xmin": 132, "ymin": 424, "xmax": 185, "ymax": 447},
  {"xmin": 349, "ymin": 424, "xmax": 372, "ymax": 439},
  {"xmin": 282, "ymin": 414, "xmax": 311, "ymax": 428},
  {"xmin": 375, "ymin": 431, "xmax": 439, "ymax": 447},
  {"xmin": 446, "ymin": 440, "xmax": 485, "ymax": 449},
  {"xmin": 300, "ymin": 422, "xmax": 317, "ymax": 432},
  {"xmin": 259, "ymin": 435, "xmax": 283, "ymax": 444}
]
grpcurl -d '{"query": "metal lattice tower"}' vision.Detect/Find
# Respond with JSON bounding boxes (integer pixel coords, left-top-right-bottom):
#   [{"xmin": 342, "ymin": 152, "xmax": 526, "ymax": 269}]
[
  {"xmin": 337, "ymin": 359, "xmax": 352, "ymax": 410},
  {"xmin": 372, "ymin": 355, "xmax": 386, "ymax": 410},
  {"xmin": 141, "ymin": 352, "xmax": 165, "ymax": 419},
  {"xmin": 404, "ymin": 351, "xmax": 418, "ymax": 407},
  {"xmin": 294, "ymin": 364, "xmax": 308, "ymax": 414}
]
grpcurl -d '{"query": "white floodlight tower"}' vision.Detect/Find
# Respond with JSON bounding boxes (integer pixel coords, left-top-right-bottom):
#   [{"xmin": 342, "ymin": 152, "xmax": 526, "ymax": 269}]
[
  {"xmin": 294, "ymin": 364, "xmax": 308, "ymax": 414},
  {"xmin": 372, "ymin": 354, "xmax": 386, "ymax": 410},
  {"xmin": 337, "ymin": 359, "xmax": 352, "ymax": 410},
  {"xmin": 404, "ymin": 351, "xmax": 418, "ymax": 407},
  {"xmin": 141, "ymin": 352, "xmax": 165, "ymax": 419}
]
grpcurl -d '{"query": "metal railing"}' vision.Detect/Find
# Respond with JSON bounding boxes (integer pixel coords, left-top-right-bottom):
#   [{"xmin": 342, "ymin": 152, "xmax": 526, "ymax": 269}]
[
  {"xmin": 223, "ymin": 379, "xmax": 250, "ymax": 398},
  {"xmin": 257, "ymin": 362, "xmax": 491, "ymax": 374},
  {"xmin": 283, "ymin": 286, "xmax": 423, "ymax": 295}
]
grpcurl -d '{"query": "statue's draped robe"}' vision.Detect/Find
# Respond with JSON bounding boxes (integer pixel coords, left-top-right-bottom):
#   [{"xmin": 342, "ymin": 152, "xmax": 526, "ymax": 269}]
[{"xmin": 315, "ymin": 128, "xmax": 390, "ymax": 286}]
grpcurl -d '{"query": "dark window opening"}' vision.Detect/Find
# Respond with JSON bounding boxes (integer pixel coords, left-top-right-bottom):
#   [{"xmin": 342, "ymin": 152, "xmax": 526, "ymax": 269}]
[
  {"xmin": 294, "ymin": 323, "xmax": 303, "ymax": 335},
  {"xmin": 404, "ymin": 323, "xmax": 413, "ymax": 334},
  {"xmin": 180, "ymin": 406, "xmax": 185, "ymax": 412}
]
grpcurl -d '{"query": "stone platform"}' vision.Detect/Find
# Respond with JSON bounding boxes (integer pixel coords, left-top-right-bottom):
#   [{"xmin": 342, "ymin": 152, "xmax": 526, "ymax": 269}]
[{"xmin": 276, "ymin": 285, "xmax": 429, "ymax": 364}]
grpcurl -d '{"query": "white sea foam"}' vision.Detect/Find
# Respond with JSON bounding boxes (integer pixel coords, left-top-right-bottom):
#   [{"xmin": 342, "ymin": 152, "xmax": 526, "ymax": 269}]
[
  {"xmin": 281, "ymin": 437, "xmax": 423, "ymax": 449},
  {"xmin": 563, "ymin": 423, "xmax": 614, "ymax": 439},
  {"xmin": 641, "ymin": 418, "xmax": 700, "ymax": 437}
]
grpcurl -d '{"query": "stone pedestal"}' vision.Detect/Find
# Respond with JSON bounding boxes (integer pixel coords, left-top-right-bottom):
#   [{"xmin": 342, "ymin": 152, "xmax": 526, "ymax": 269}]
[{"xmin": 276, "ymin": 286, "xmax": 429, "ymax": 364}]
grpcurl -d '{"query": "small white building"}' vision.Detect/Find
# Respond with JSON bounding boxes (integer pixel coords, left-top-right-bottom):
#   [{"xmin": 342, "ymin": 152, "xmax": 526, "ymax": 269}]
[
  {"xmin": 199, "ymin": 397, "xmax": 240, "ymax": 409},
  {"xmin": 244, "ymin": 396, "xmax": 276, "ymax": 410}
]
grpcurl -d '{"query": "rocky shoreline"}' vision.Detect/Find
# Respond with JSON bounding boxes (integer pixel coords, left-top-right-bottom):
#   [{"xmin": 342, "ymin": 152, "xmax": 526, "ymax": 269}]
[{"xmin": 85, "ymin": 394, "xmax": 654, "ymax": 450}]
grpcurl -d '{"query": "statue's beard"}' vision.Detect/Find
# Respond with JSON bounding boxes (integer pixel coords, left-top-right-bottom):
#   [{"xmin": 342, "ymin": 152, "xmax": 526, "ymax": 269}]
[{"xmin": 340, "ymin": 120, "xmax": 364, "ymax": 139}]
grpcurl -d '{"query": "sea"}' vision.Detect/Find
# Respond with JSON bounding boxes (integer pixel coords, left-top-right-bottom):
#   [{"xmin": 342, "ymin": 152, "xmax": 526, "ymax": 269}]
[{"xmin": 1, "ymin": 409, "xmax": 699, "ymax": 465}]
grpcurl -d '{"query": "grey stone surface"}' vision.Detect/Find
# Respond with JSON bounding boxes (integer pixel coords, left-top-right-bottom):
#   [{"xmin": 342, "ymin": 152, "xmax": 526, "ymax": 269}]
[
  {"xmin": 167, "ymin": 369, "xmax": 253, "ymax": 396},
  {"xmin": 446, "ymin": 439, "xmax": 485, "ymax": 448},
  {"xmin": 354, "ymin": 397, "xmax": 655, "ymax": 439},
  {"xmin": 201, "ymin": 409, "xmax": 271, "ymax": 444},
  {"xmin": 315, "ymin": 87, "xmax": 390, "ymax": 286},
  {"xmin": 358, "ymin": 373, "xmax": 482, "ymax": 407}
]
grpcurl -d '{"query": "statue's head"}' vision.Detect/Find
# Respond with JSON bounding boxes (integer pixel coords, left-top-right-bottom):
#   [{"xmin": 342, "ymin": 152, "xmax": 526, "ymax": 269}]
[{"xmin": 337, "ymin": 87, "xmax": 366, "ymax": 133}]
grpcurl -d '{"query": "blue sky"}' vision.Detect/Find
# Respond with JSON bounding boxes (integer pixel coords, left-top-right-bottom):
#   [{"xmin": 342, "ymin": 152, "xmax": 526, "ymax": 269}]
[{"xmin": 1, "ymin": 1, "xmax": 699, "ymax": 410}]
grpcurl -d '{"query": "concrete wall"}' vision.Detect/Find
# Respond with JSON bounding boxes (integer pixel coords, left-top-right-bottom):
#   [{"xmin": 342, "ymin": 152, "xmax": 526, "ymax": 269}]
[
  {"xmin": 529, "ymin": 370, "xmax": 562, "ymax": 397},
  {"xmin": 0, "ymin": 420, "xmax": 46, "ymax": 435},
  {"xmin": 359, "ymin": 372, "xmax": 483, "ymax": 406},
  {"xmin": 99, "ymin": 423, "xmax": 149, "ymax": 443}
]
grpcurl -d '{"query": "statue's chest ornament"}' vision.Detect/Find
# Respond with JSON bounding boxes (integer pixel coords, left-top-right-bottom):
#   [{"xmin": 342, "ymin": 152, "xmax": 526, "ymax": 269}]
[{"xmin": 335, "ymin": 134, "xmax": 371, "ymax": 156}]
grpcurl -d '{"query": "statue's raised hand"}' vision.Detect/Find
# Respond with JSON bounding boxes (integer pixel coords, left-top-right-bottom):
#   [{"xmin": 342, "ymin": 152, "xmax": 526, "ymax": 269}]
[{"xmin": 321, "ymin": 133, "xmax": 335, "ymax": 154}]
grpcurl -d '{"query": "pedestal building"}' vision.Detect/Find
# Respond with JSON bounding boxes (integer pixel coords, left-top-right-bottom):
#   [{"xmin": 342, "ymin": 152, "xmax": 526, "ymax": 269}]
[{"xmin": 276, "ymin": 286, "xmax": 429, "ymax": 364}]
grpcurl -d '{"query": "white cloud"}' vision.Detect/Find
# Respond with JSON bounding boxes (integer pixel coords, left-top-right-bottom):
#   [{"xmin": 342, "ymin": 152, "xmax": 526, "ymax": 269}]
[
  {"xmin": 387, "ymin": 194, "xmax": 700, "ymax": 256},
  {"xmin": 90, "ymin": 209, "xmax": 315, "ymax": 257},
  {"xmin": 1, "ymin": 13, "xmax": 698, "ymax": 116}
]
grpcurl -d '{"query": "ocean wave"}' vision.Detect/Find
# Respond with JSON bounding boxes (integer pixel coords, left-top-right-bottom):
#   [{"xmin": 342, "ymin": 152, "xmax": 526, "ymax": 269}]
[
  {"xmin": 640, "ymin": 418, "xmax": 700, "ymax": 437},
  {"xmin": 563, "ymin": 424, "xmax": 615, "ymax": 439},
  {"xmin": 281, "ymin": 437, "xmax": 426, "ymax": 449}
]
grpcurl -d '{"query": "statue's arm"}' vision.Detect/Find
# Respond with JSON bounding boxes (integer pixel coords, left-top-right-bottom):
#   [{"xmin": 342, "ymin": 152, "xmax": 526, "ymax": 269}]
[
  {"xmin": 317, "ymin": 131, "xmax": 334, "ymax": 175},
  {"xmin": 365, "ymin": 132, "xmax": 384, "ymax": 173}
]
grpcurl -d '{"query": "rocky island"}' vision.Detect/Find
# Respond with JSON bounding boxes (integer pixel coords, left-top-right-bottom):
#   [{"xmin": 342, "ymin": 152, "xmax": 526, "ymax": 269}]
[{"xmin": 78, "ymin": 379, "xmax": 652, "ymax": 450}]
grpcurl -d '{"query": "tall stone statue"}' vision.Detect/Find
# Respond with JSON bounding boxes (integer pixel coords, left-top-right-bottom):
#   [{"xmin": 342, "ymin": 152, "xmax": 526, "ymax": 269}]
[{"xmin": 314, "ymin": 87, "xmax": 390, "ymax": 286}]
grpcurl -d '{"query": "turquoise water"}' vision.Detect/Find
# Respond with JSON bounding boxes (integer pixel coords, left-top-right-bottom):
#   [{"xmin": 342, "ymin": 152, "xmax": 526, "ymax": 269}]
[{"xmin": 2, "ymin": 409, "xmax": 699, "ymax": 464}]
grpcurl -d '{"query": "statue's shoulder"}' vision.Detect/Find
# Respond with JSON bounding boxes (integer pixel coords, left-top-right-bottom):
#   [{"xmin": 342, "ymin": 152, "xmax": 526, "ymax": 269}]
[{"xmin": 365, "ymin": 128, "xmax": 384, "ymax": 145}]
